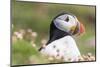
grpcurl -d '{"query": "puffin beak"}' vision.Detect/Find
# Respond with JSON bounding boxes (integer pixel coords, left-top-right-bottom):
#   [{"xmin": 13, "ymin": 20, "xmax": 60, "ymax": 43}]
[
  {"xmin": 70, "ymin": 20, "xmax": 85, "ymax": 35},
  {"xmin": 78, "ymin": 22, "xmax": 85, "ymax": 35},
  {"xmin": 72, "ymin": 21, "xmax": 85, "ymax": 35}
]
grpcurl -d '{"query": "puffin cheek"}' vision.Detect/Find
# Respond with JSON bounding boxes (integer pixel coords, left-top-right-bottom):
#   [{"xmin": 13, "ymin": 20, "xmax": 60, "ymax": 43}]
[{"xmin": 70, "ymin": 26, "xmax": 76, "ymax": 32}]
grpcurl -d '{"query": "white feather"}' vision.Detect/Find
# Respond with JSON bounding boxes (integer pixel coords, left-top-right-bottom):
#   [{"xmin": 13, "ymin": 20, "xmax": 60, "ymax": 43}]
[
  {"xmin": 54, "ymin": 14, "xmax": 77, "ymax": 33},
  {"xmin": 40, "ymin": 36, "xmax": 81, "ymax": 61}
]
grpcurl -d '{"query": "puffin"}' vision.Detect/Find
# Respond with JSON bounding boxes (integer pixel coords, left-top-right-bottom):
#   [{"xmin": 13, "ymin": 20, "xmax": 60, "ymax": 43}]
[{"xmin": 39, "ymin": 12, "xmax": 85, "ymax": 61}]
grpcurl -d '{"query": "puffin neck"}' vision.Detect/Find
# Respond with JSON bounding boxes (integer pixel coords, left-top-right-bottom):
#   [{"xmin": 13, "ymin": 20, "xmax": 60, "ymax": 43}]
[{"xmin": 46, "ymin": 22, "xmax": 71, "ymax": 45}]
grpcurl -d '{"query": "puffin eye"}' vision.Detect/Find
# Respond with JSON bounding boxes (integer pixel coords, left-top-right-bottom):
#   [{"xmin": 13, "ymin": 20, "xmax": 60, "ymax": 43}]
[{"xmin": 65, "ymin": 16, "xmax": 69, "ymax": 22}]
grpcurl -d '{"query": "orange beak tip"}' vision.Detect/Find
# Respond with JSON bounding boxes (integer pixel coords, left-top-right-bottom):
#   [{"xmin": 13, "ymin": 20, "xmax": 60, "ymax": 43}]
[{"xmin": 79, "ymin": 23, "xmax": 85, "ymax": 35}]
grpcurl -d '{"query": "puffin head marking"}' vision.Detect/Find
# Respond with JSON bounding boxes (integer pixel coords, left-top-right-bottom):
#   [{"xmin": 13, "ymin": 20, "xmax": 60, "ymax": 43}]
[{"xmin": 53, "ymin": 13, "xmax": 85, "ymax": 35}]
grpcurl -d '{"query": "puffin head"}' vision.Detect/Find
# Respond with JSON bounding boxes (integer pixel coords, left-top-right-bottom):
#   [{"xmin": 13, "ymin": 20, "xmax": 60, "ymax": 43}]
[{"xmin": 53, "ymin": 13, "xmax": 85, "ymax": 35}]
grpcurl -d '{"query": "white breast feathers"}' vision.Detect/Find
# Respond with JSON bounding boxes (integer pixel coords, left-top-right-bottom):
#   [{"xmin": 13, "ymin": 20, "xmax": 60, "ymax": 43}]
[{"xmin": 40, "ymin": 36, "xmax": 81, "ymax": 61}]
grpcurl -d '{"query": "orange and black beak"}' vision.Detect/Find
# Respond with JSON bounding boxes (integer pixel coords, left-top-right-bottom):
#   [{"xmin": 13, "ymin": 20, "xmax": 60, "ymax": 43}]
[{"xmin": 72, "ymin": 21, "xmax": 85, "ymax": 35}]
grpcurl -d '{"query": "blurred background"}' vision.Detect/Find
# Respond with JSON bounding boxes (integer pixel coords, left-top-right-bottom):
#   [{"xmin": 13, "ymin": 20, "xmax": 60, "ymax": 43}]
[{"xmin": 12, "ymin": 0, "xmax": 96, "ymax": 65}]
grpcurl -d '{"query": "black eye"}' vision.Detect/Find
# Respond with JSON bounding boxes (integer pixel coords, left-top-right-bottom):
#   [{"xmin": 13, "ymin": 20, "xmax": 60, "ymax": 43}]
[{"xmin": 65, "ymin": 16, "xmax": 69, "ymax": 22}]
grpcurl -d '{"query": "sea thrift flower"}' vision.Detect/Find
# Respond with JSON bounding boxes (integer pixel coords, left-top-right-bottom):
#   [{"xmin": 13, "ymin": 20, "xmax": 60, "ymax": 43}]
[
  {"xmin": 27, "ymin": 29, "xmax": 32, "ymax": 33},
  {"xmin": 31, "ymin": 32, "xmax": 37, "ymax": 38}
]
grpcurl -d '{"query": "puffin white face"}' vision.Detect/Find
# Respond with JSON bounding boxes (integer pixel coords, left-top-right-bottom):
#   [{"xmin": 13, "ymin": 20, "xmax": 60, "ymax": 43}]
[{"xmin": 54, "ymin": 14, "xmax": 78, "ymax": 34}]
